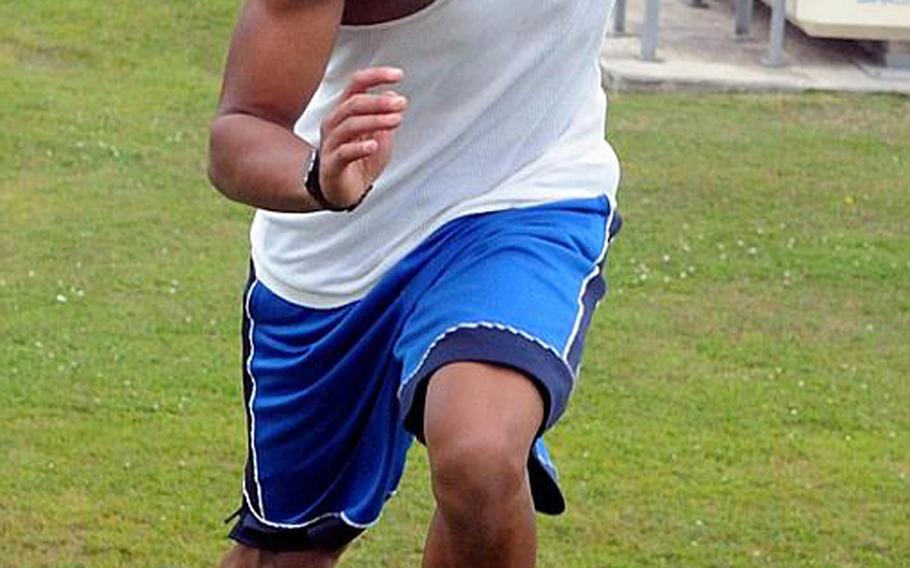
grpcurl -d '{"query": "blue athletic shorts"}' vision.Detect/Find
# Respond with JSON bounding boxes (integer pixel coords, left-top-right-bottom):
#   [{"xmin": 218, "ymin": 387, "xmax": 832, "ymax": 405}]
[{"xmin": 228, "ymin": 195, "xmax": 622, "ymax": 551}]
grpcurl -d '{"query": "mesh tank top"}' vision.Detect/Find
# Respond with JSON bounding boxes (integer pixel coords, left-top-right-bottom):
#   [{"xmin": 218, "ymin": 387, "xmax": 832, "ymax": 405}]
[{"xmin": 251, "ymin": 0, "xmax": 620, "ymax": 307}]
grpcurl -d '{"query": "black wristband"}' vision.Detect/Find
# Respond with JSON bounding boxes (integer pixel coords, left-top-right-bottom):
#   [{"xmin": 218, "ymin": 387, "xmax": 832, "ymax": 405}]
[{"xmin": 304, "ymin": 151, "xmax": 373, "ymax": 213}]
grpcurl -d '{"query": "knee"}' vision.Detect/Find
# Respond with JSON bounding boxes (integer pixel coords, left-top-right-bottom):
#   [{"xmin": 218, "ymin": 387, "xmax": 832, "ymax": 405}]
[
  {"xmin": 429, "ymin": 430, "xmax": 528, "ymax": 521},
  {"xmin": 422, "ymin": 362, "xmax": 542, "ymax": 523}
]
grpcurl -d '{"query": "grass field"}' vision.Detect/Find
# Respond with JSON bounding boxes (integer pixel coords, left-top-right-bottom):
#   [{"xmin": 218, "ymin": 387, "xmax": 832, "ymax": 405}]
[{"xmin": 2, "ymin": 1, "xmax": 909, "ymax": 567}]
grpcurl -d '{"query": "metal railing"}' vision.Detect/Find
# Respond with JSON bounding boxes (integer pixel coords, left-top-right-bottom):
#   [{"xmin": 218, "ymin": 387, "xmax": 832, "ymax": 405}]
[
  {"xmin": 734, "ymin": 0, "xmax": 754, "ymax": 39},
  {"xmin": 610, "ymin": 0, "xmax": 788, "ymax": 67},
  {"xmin": 641, "ymin": 0, "xmax": 661, "ymax": 61},
  {"xmin": 611, "ymin": 0, "xmax": 628, "ymax": 34},
  {"xmin": 763, "ymin": 0, "xmax": 787, "ymax": 66}
]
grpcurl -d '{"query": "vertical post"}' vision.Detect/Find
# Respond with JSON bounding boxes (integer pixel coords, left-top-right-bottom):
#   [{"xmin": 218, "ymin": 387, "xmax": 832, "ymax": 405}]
[
  {"xmin": 734, "ymin": 0, "xmax": 754, "ymax": 39},
  {"xmin": 882, "ymin": 41, "xmax": 910, "ymax": 70},
  {"xmin": 641, "ymin": 0, "xmax": 661, "ymax": 62},
  {"xmin": 762, "ymin": 0, "xmax": 787, "ymax": 67},
  {"xmin": 612, "ymin": 0, "xmax": 627, "ymax": 35}
]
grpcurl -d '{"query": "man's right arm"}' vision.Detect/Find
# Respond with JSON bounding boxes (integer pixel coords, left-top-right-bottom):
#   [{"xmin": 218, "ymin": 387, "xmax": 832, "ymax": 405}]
[{"xmin": 207, "ymin": 0, "xmax": 407, "ymax": 213}]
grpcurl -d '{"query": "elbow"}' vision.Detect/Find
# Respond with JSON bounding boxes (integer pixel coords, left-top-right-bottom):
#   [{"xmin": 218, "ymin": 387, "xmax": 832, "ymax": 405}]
[
  {"xmin": 206, "ymin": 117, "xmax": 232, "ymax": 198},
  {"xmin": 206, "ymin": 157, "xmax": 225, "ymax": 197},
  {"xmin": 205, "ymin": 157, "xmax": 221, "ymax": 193}
]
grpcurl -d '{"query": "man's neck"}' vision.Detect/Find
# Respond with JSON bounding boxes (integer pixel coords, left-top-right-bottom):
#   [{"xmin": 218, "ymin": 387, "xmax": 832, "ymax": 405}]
[{"xmin": 342, "ymin": 0, "xmax": 437, "ymax": 25}]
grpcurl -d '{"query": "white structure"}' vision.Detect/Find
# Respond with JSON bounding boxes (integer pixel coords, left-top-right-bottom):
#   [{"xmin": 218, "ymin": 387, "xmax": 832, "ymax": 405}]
[
  {"xmin": 760, "ymin": 0, "xmax": 910, "ymax": 42},
  {"xmin": 760, "ymin": 0, "xmax": 910, "ymax": 68}
]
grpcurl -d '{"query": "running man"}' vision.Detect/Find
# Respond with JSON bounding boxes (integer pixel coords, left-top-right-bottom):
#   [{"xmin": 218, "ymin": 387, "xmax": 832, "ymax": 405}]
[{"xmin": 207, "ymin": 1, "xmax": 621, "ymax": 566}]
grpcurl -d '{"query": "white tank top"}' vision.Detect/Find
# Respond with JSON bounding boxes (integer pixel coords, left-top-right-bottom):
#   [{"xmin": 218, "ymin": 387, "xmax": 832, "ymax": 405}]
[{"xmin": 251, "ymin": 0, "xmax": 620, "ymax": 308}]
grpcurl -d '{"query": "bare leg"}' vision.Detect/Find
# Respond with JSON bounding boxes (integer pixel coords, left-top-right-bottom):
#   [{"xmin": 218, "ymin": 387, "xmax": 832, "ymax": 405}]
[
  {"xmin": 421, "ymin": 509, "xmax": 452, "ymax": 568},
  {"xmin": 422, "ymin": 361, "xmax": 543, "ymax": 568},
  {"xmin": 219, "ymin": 544, "xmax": 343, "ymax": 568}
]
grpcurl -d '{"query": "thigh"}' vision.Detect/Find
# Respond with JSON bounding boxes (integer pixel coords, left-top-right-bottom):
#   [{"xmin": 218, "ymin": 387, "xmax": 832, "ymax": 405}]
[{"xmin": 423, "ymin": 361, "xmax": 544, "ymax": 459}]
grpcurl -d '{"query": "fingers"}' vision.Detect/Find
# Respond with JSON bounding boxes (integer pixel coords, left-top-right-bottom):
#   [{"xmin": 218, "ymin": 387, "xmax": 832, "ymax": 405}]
[
  {"xmin": 323, "ymin": 112, "xmax": 402, "ymax": 151},
  {"xmin": 334, "ymin": 139, "xmax": 379, "ymax": 163},
  {"xmin": 323, "ymin": 91, "xmax": 408, "ymax": 132},
  {"xmin": 340, "ymin": 66, "xmax": 404, "ymax": 100}
]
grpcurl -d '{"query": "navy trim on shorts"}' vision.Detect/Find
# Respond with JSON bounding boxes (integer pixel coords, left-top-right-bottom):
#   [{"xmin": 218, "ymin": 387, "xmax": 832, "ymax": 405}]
[
  {"xmin": 400, "ymin": 326, "xmax": 572, "ymax": 438},
  {"xmin": 229, "ymin": 503, "xmax": 364, "ymax": 553},
  {"xmin": 568, "ymin": 209, "xmax": 621, "ymax": 373},
  {"xmin": 566, "ymin": 273, "xmax": 605, "ymax": 374}
]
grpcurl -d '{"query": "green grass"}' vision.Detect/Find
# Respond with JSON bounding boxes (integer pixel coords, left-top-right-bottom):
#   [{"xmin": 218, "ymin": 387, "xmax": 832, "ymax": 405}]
[{"xmin": 1, "ymin": 1, "xmax": 909, "ymax": 566}]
